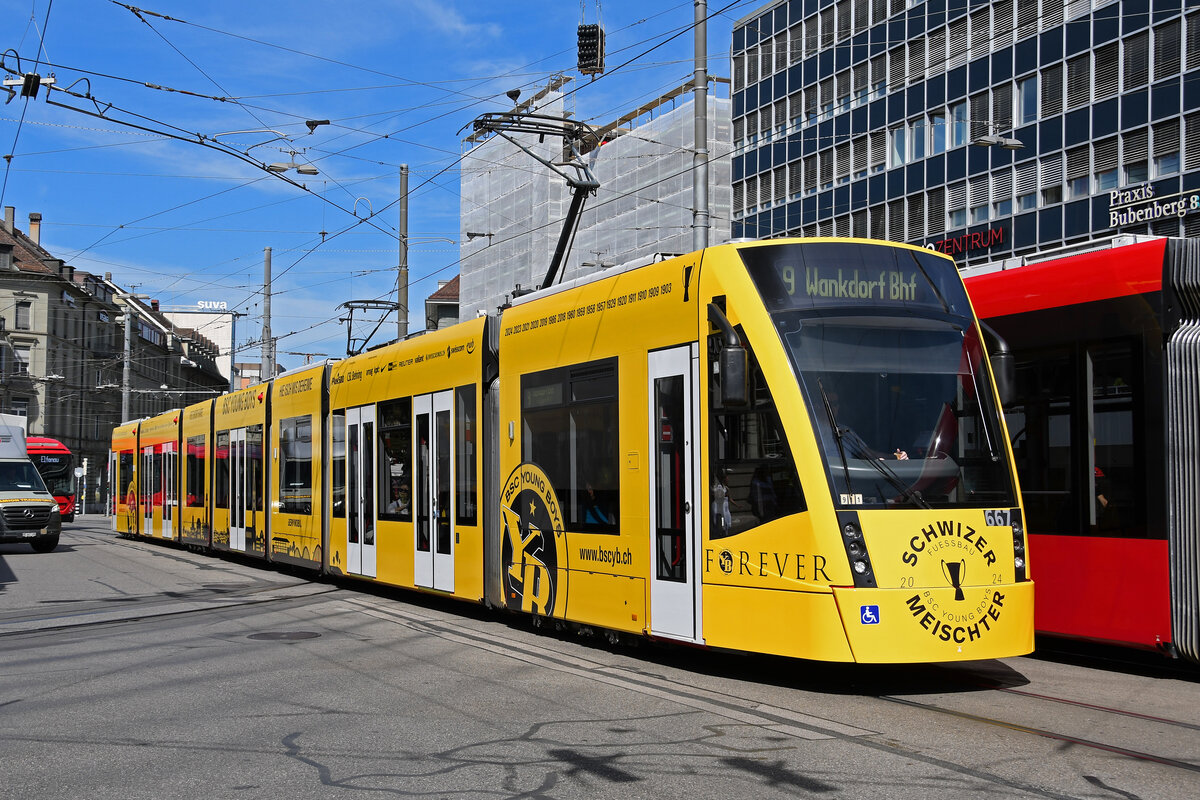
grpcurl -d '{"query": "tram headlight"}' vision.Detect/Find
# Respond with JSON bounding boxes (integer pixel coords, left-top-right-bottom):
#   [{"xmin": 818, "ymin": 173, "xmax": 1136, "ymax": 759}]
[
  {"xmin": 1014, "ymin": 556, "xmax": 1025, "ymax": 570},
  {"xmin": 847, "ymin": 541, "xmax": 862, "ymax": 556},
  {"xmin": 843, "ymin": 523, "xmax": 857, "ymax": 538},
  {"xmin": 853, "ymin": 560, "xmax": 869, "ymax": 575}
]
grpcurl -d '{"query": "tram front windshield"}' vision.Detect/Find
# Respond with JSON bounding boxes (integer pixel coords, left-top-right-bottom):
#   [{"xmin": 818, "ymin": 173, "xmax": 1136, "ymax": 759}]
[
  {"xmin": 784, "ymin": 315, "xmax": 1016, "ymax": 508},
  {"xmin": 738, "ymin": 240, "xmax": 1016, "ymax": 510}
]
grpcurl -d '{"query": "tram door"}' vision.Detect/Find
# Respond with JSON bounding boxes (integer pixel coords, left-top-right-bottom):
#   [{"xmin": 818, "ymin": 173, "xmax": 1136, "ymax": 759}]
[
  {"xmin": 161, "ymin": 441, "xmax": 177, "ymax": 539},
  {"xmin": 648, "ymin": 344, "xmax": 701, "ymax": 642},
  {"xmin": 229, "ymin": 428, "xmax": 248, "ymax": 551},
  {"xmin": 346, "ymin": 405, "xmax": 377, "ymax": 578},
  {"xmin": 413, "ymin": 391, "xmax": 454, "ymax": 592},
  {"xmin": 140, "ymin": 444, "xmax": 155, "ymax": 536}
]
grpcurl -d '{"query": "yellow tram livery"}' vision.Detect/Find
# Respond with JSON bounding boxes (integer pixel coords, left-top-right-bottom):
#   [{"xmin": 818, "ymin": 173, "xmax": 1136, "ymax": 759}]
[
  {"xmin": 110, "ymin": 420, "xmax": 139, "ymax": 536},
  {"xmin": 136, "ymin": 409, "xmax": 182, "ymax": 541},
  {"xmin": 269, "ymin": 363, "xmax": 327, "ymax": 568},
  {"xmin": 211, "ymin": 382, "xmax": 269, "ymax": 557},
  {"xmin": 111, "ymin": 238, "xmax": 1033, "ymax": 663},
  {"xmin": 180, "ymin": 401, "xmax": 212, "ymax": 547},
  {"xmin": 327, "ymin": 317, "xmax": 489, "ymax": 601}
]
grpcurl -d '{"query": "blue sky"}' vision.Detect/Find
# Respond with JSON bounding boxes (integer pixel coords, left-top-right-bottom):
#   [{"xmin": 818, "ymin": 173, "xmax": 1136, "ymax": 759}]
[{"xmin": 1, "ymin": 0, "xmax": 756, "ymax": 370}]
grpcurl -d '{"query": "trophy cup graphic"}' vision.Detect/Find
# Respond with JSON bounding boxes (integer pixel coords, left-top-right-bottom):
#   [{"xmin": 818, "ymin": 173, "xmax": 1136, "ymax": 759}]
[{"xmin": 942, "ymin": 558, "xmax": 967, "ymax": 601}]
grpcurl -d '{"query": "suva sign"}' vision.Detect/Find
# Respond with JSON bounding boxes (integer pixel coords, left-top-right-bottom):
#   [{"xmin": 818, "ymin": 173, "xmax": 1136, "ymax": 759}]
[{"xmin": 197, "ymin": 300, "xmax": 229, "ymax": 311}]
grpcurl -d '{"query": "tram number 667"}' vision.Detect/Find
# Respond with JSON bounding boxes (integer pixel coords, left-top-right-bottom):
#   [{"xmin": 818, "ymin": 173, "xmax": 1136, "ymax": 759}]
[{"xmin": 984, "ymin": 509, "xmax": 1011, "ymax": 527}]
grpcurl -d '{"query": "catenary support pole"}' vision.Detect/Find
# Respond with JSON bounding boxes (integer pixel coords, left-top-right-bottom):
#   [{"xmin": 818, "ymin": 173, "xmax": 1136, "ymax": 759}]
[{"xmin": 693, "ymin": 0, "xmax": 710, "ymax": 251}]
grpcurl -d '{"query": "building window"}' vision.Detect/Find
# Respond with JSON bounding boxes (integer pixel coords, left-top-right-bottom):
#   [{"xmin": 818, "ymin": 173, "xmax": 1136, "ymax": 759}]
[
  {"xmin": 949, "ymin": 208, "xmax": 967, "ymax": 228},
  {"xmin": 971, "ymin": 205, "xmax": 989, "ymax": 224},
  {"xmin": 1125, "ymin": 161, "xmax": 1149, "ymax": 184},
  {"xmin": 1042, "ymin": 185, "xmax": 1063, "ymax": 204},
  {"xmin": 15, "ymin": 301, "xmax": 31, "ymax": 331},
  {"xmin": 911, "ymin": 118, "xmax": 926, "ymax": 161},
  {"xmin": 931, "ymin": 111, "xmax": 948, "ymax": 154},
  {"xmin": 14, "ymin": 344, "xmax": 30, "ymax": 374},
  {"xmin": 1017, "ymin": 192, "xmax": 1036, "ymax": 211},
  {"xmin": 951, "ymin": 101, "xmax": 969, "ymax": 148},
  {"xmin": 1066, "ymin": 176, "xmax": 1090, "ymax": 199},
  {"xmin": 1155, "ymin": 152, "xmax": 1181, "ymax": 177},
  {"xmin": 1017, "ymin": 76, "xmax": 1037, "ymax": 125},
  {"xmin": 1095, "ymin": 168, "xmax": 1118, "ymax": 191},
  {"xmin": 889, "ymin": 127, "xmax": 907, "ymax": 167},
  {"xmin": 995, "ymin": 198, "xmax": 1013, "ymax": 217}
]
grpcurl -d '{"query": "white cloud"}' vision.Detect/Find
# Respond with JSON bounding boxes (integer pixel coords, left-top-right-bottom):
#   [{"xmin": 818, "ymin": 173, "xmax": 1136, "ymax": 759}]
[{"xmin": 407, "ymin": 0, "xmax": 502, "ymax": 40}]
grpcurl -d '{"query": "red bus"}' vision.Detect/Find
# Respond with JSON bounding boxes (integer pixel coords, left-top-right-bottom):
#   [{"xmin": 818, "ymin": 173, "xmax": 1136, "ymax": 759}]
[
  {"xmin": 26, "ymin": 437, "xmax": 76, "ymax": 522},
  {"xmin": 964, "ymin": 235, "xmax": 1200, "ymax": 663}
]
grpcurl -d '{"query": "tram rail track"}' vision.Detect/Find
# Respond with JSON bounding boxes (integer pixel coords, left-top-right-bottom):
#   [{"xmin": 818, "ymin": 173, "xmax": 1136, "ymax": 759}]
[
  {"xmin": 879, "ymin": 691, "xmax": 1200, "ymax": 776},
  {"xmin": 11, "ymin": 527, "xmax": 1196, "ymax": 796}
]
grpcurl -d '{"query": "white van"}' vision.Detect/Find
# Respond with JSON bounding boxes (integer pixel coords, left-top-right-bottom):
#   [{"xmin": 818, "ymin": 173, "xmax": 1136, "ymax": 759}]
[{"xmin": 0, "ymin": 414, "xmax": 62, "ymax": 552}]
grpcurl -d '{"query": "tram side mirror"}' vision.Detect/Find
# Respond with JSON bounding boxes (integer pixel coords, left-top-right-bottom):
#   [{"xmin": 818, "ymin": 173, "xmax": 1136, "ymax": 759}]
[
  {"xmin": 720, "ymin": 346, "xmax": 749, "ymax": 407},
  {"xmin": 990, "ymin": 351, "xmax": 1014, "ymax": 405},
  {"xmin": 709, "ymin": 302, "xmax": 748, "ymax": 407},
  {"xmin": 979, "ymin": 322, "xmax": 1015, "ymax": 406}
]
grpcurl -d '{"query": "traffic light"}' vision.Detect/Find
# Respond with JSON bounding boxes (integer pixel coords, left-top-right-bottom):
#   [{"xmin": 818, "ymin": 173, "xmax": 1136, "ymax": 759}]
[{"xmin": 577, "ymin": 24, "xmax": 605, "ymax": 75}]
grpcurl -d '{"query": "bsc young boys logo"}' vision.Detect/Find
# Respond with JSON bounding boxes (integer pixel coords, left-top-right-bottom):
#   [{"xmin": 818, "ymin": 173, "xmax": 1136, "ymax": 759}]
[{"xmin": 500, "ymin": 463, "xmax": 565, "ymax": 616}]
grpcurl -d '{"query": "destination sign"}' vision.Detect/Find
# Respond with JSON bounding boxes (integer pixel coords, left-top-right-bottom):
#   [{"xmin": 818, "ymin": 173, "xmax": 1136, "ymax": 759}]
[
  {"xmin": 796, "ymin": 267, "xmax": 919, "ymax": 302},
  {"xmin": 741, "ymin": 242, "xmax": 972, "ymax": 317}
]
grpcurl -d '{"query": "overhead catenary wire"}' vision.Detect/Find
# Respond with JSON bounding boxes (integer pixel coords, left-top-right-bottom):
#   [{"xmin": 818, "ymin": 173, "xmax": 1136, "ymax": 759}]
[{"xmin": 5, "ymin": 1, "xmax": 754, "ymax": 362}]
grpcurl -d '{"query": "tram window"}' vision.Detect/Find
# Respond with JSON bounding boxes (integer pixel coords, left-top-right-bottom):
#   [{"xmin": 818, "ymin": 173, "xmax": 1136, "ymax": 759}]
[
  {"xmin": 214, "ymin": 431, "xmax": 229, "ymax": 509},
  {"xmin": 378, "ymin": 398, "xmax": 412, "ymax": 522},
  {"xmin": 709, "ymin": 334, "xmax": 805, "ymax": 540},
  {"xmin": 455, "ymin": 385, "xmax": 477, "ymax": 526},
  {"xmin": 522, "ymin": 358, "xmax": 620, "ymax": 533},
  {"xmin": 1089, "ymin": 342, "xmax": 1143, "ymax": 537},
  {"xmin": 150, "ymin": 451, "xmax": 162, "ymax": 507},
  {"xmin": 186, "ymin": 435, "xmax": 205, "ymax": 507},
  {"xmin": 119, "ymin": 450, "xmax": 134, "ymax": 505},
  {"xmin": 331, "ymin": 411, "xmax": 346, "ymax": 519},
  {"xmin": 279, "ymin": 416, "xmax": 313, "ymax": 515},
  {"xmin": 1006, "ymin": 351, "xmax": 1077, "ymax": 535},
  {"xmin": 362, "ymin": 420, "xmax": 375, "ymax": 545},
  {"xmin": 248, "ymin": 424, "xmax": 265, "ymax": 513}
]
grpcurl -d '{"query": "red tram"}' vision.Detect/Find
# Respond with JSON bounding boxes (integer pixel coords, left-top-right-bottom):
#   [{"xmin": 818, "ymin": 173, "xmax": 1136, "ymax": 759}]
[
  {"xmin": 963, "ymin": 236, "xmax": 1200, "ymax": 662},
  {"xmin": 25, "ymin": 437, "xmax": 76, "ymax": 522}
]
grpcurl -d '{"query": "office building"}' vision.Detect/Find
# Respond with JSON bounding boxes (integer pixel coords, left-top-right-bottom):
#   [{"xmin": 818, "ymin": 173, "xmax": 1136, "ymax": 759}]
[{"xmin": 731, "ymin": 0, "xmax": 1198, "ymax": 266}]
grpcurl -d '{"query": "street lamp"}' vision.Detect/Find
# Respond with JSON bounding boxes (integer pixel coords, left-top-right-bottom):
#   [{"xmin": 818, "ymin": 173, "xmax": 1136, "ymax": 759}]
[
  {"xmin": 268, "ymin": 149, "xmax": 319, "ymax": 175},
  {"xmin": 971, "ymin": 123, "xmax": 1023, "ymax": 150}
]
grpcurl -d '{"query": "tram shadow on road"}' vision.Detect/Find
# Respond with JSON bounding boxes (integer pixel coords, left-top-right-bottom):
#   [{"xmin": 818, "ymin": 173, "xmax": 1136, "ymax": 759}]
[
  {"xmin": 1031, "ymin": 635, "xmax": 1200, "ymax": 682},
  {"xmin": 486, "ymin": 606, "xmax": 1034, "ymax": 698}
]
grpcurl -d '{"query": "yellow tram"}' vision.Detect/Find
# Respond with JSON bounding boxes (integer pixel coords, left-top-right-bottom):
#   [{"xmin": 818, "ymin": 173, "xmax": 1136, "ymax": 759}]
[{"xmin": 111, "ymin": 238, "xmax": 1033, "ymax": 663}]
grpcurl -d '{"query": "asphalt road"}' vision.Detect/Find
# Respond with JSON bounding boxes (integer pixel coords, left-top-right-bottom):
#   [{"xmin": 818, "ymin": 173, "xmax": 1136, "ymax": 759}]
[{"xmin": 2, "ymin": 518, "xmax": 1197, "ymax": 799}]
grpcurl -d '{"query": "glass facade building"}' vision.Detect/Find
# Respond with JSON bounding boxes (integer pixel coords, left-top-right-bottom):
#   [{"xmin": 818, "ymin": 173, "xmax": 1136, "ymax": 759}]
[{"xmin": 731, "ymin": 0, "xmax": 1199, "ymax": 267}]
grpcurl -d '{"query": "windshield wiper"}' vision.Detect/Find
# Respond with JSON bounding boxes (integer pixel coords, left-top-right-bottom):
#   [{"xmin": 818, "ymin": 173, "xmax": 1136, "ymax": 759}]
[
  {"xmin": 860, "ymin": 451, "xmax": 931, "ymax": 509},
  {"xmin": 964, "ymin": 348, "xmax": 999, "ymax": 462},
  {"xmin": 818, "ymin": 379, "xmax": 853, "ymax": 496}
]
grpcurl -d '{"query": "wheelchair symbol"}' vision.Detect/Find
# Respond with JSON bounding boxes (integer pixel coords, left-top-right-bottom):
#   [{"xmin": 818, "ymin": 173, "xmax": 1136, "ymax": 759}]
[{"xmin": 860, "ymin": 605, "xmax": 880, "ymax": 625}]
